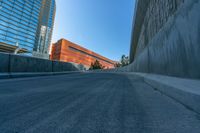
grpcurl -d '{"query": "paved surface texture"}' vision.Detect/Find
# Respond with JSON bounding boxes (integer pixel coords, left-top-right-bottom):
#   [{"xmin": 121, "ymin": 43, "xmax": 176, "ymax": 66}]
[{"xmin": 0, "ymin": 73, "xmax": 200, "ymax": 133}]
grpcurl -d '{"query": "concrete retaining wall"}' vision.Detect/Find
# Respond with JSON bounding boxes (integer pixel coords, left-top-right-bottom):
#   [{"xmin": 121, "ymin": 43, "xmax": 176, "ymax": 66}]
[
  {"xmin": 128, "ymin": 0, "xmax": 200, "ymax": 79},
  {"xmin": 130, "ymin": 0, "xmax": 184, "ymax": 61},
  {"xmin": 0, "ymin": 52, "xmax": 80, "ymax": 73}
]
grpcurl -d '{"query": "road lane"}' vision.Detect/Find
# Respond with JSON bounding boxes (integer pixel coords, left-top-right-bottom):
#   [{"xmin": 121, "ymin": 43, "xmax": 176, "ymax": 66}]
[{"xmin": 0, "ymin": 73, "xmax": 199, "ymax": 133}]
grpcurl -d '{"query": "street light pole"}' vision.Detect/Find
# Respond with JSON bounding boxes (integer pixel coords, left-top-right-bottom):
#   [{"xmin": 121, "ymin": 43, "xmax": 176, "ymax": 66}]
[{"xmin": 14, "ymin": 42, "xmax": 21, "ymax": 54}]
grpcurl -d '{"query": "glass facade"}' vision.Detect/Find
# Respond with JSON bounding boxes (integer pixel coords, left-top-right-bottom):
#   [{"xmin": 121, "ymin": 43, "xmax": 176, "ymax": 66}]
[
  {"xmin": 0, "ymin": 0, "xmax": 56, "ymax": 58},
  {"xmin": 0, "ymin": 0, "xmax": 42, "ymax": 52},
  {"xmin": 33, "ymin": 0, "xmax": 56, "ymax": 59}
]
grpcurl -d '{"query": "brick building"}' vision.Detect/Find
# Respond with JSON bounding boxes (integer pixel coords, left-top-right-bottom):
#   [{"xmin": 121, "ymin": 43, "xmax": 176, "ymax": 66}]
[{"xmin": 50, "ymin": 39, "xmax": 116, "ymax": 69}]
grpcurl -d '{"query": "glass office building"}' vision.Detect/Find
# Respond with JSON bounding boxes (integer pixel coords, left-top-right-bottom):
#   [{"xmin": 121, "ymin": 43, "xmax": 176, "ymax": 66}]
[
  {"xmin": 33, "ymin": 0, "xmax": 56, "ymax": 59},
  {"xmin": 0, "ymin": 0, "xmax": 56, "ymax": 59}
]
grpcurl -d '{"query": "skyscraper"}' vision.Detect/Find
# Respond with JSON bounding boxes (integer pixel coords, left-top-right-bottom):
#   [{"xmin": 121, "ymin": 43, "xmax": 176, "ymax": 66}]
[
  {"xmin": 33, "ymin": 0, "xmax": 56, "ymax": 59},
  {"xmin": 0, "ymin": 0, "xmax": 56, "ymax": 59}
]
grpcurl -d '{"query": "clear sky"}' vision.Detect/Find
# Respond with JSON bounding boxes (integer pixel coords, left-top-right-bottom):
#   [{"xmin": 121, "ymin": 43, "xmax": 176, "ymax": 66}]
[{"xmin": 52, "ymin": 0, "xmax": 135, "ymax": 61}]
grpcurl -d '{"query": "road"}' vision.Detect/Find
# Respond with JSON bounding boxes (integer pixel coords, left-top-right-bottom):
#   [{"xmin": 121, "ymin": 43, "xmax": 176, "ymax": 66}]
[{"xmin": 0, "ymin": 73, "xmax": 199, "ymax": 133}]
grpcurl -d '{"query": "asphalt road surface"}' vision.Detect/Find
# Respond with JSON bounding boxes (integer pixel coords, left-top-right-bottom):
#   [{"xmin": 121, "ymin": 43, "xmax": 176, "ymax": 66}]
[{"xmin": 0, "ymin": 73, "xmax": 200, "ymax": 133}]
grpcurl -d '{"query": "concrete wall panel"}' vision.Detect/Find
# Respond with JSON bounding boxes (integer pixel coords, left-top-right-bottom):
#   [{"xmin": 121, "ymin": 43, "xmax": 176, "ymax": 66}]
[
  {"xmin": 0, "ymin": 52, "xmax": 9, "ymax": 72},
  {"xmin": 0, "ymin": 52, "xmax": 81, "ymax": 74},
  {"xmin": 10, "ymin": 54, "xmax": 53, "ymax": 72},
  {"xmin": 130, "ymin": 0, "xmax": 184, "ymax": 62},
  {"xmin": 129, "ymin": 0, "xmax": 200, "ymax": 79},
  {"xmin": 132, "ymin": 48, "xmax": 149, "ymax": 73},
  {"xmin": 52, "ymin": 61, "xmax": 79, "ymax": 72}
]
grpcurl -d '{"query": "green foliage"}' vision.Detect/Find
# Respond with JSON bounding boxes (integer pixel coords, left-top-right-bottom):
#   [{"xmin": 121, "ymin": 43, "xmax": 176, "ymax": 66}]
[
  {"xmin": 121, "ymin": 55, "xmax": 129, "ymax": 66},
  {"xmin": 114, "ymin": 62, "xmax": 122, "ymax": 68},
  {"xmin": 115, "ymin": 55, "xmax": 129, "ymax": 68},
  {"xmin": 89, "ymin": 60, "xmax": 105, "ymax": 70}
]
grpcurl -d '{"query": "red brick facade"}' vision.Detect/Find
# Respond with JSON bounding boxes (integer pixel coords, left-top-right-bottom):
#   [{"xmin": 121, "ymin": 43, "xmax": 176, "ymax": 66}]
[{"xmin": 50, "ymin": 39, "xmax": 116, "ymax": 69}]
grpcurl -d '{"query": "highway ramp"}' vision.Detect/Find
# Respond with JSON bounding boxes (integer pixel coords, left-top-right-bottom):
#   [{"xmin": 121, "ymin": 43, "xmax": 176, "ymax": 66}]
[{"xmin": 0, "ymin": 73, "xmax": 199, "ymax": 133}]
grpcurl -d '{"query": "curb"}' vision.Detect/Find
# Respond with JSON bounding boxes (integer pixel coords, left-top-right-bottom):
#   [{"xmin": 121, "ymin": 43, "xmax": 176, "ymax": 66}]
[
  {"xmin": 0, "ymin": 71, "xmax": 82, "ymax": 79},
  {"xmin": 132, "ymin": 73, "xmax": 200, "ymax": 114}
]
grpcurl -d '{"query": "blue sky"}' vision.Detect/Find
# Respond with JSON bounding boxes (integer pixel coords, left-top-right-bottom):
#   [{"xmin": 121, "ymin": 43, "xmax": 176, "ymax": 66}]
[{"xmin": 52, "ymin": 0, "xmax": 135, "ymax": 61}]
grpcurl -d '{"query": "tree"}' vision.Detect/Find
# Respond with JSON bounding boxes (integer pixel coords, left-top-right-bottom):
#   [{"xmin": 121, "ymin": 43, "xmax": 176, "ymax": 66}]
[
  {"xmin": 121, "ymin": 55, "xmax": 129, "ymax": 67},
  {"xmin": 114, "ymin": 62, "xmax": 122, "ymax": 68},
  {"xmin": 115, "ymin": 55, "xmax": 129, "ymax": 68},
  {"xmin": 89, "ymin": 60, "xmax": 105, "ymax": 70}
]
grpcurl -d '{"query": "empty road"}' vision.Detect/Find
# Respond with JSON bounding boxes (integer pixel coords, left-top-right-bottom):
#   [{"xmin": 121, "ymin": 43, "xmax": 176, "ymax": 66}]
[{"xmin": 0, "ymin": 73, "xmax": 200, "ymax": 133}]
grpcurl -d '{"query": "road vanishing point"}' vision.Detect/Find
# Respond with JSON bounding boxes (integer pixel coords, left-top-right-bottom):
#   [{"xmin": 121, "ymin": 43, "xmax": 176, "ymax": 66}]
[{"xmin": 0, "ymin": 73, "xmax": 200, "ymax": 133}]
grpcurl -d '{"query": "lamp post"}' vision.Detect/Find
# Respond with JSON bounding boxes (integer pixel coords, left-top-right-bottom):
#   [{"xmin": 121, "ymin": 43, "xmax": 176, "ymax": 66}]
[{"xmin": 14, "ymin": 42, "xmax": 21, "ymax": 54}]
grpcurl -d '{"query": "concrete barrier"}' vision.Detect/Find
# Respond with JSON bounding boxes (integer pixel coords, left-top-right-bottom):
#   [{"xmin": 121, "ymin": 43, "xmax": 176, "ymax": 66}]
[
  {"xmin": 0, "ymin": 52, "xmax": 81, "ymax": 78},
  {"xmin": 52, "ymin": 61, "xmax": 79, "ymax": 72},
  {"xmin": 10, "ymin": 54, "xmax": 53, "ymax": 72},
  {"xmin": 0, "ymin": 52, "xmax": 9, "ymax": 72}
]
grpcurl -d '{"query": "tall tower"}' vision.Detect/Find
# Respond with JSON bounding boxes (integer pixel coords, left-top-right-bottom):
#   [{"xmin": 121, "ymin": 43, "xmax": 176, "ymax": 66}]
[
  {"xmin": 33, "ymin": 0, "xmax": 56, "ymax": 59},
  {"xmin": 0, "ymin": 0, "xmax": 42, "ymax": 53},
  {"xmin": 0, "ymin": 0, "xmax": 56, "ymax": 59}
]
